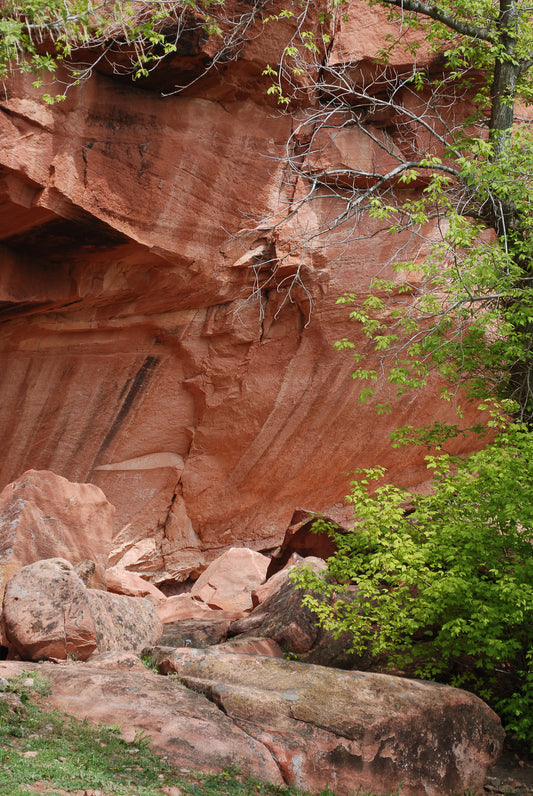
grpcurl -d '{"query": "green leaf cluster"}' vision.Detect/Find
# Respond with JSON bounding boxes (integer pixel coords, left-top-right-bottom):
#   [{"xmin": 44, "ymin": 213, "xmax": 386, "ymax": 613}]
[
  {"xmin": 0, "ymin": 1, "xmax": 230, "ymax": 97},
  {"xmin": 292, "ymin": 423, "xmax": 533, "ymax": 745},
  {"xmin": 343, "ymin": 123, "xmax": 533, "ymax": 419}
]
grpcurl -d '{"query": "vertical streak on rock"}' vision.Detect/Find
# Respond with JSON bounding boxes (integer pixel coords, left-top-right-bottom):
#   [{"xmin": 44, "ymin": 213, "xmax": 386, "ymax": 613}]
[{"xmin": 94, "ymin": 354, "xmax": 160, "ymax": 465}]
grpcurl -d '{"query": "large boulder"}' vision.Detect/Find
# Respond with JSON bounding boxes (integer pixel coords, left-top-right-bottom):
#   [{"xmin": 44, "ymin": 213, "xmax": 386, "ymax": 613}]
[
  {"xmin": 2, "ymin": 558, "xmax": 97, "ymax": 661},
  {"xmin": 0, "ymin": 470, "xmax": 114, "ymax": 597},
  {"xmin": 86, "ymin": 590, "xmax": 162, "ymax": 654},
  {"xmin": 161, "ymin": 647, "xmax": 505, "ymax": 796},
  {"xmin": 2, "ymin": 558, "xmax": 162, "ymax": 660},
  {"xmin": 190, "ymin": 547, "xmax": 270, "ymax": 612}
]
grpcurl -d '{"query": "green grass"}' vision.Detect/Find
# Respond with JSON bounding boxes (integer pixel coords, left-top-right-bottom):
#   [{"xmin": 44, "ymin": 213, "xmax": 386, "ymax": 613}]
[{"xmin": 0, "ymin": 672, "xmax": 337, "ymax": 796}]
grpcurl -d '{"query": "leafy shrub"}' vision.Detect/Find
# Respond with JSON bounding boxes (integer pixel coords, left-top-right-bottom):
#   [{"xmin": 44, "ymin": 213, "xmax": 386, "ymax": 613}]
[{"xmin": 292, "ymin": 423, "xmax": 533, "ymax": 746}]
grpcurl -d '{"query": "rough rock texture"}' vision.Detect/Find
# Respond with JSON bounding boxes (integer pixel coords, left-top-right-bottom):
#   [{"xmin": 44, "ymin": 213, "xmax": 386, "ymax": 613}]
[
  {"xmin": 161, "ymin": 648, "xmax": 505, "ymax": 796},
  {"xmin": 0, "ymin": 1, "xmax": 491, "ymax": 584},
  {"xmin": 0, "ymin": 470, "xmax": 114, "ymax": 597},
  {"xmin": 0, "ymin": 659, "xmax": 285, "ymax": 784},
  {"xmin": 215, "ymin": 636, "xmax": 284, "ymax": 658},
  {"xmin": 159, "ymin": 617, "xmax": 231, "ymax": 649},
  {"xmin": 2, "ymin": 558, "xmax": 97, "ymax": 661},
  {"xmin": 87, "ymin": 590, "xmax": 162, "ymax": 654},
  {"xmin": 190, "ymin": 547, "xmax": 270, "ymax": 611},
  {"xmin": 2, "ymin": 558, "xmax": 162, "ymax": 659},
  {"xmin": 229, "ymin": 555, "xmax": 366, "ymax": 667}
]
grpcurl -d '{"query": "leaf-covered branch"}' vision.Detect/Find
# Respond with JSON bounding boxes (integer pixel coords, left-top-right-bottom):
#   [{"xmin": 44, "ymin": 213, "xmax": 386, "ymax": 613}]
[{"xmin": 377, "ymin": 0, "xmax": 495, "ymax": 42}]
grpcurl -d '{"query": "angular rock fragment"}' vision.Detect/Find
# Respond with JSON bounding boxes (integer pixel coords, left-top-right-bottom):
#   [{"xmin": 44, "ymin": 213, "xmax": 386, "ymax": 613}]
[
  {"xmin": 190, "ymin": 548, "xmax": 270, "ymax": 611},
  {"xmin": 156, "ymin": 593, "xmax": 244, "ymax": 624},
  {"xmin": 105, "ymin": 566, "xmax": 167, "ymax": 604}
]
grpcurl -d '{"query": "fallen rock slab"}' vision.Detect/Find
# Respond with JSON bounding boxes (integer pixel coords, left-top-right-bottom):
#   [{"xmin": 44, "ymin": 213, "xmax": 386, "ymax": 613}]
[
  {"xmin": 161, "ymin": 647, "xmax": 504, "ymax": 796},
  {"xmin": 0, "ymin": 470, "xmax": 114, "ymax": 596},
  {"xmin": 105, "ymin": 566, "xmax": 168, "ymax": 604},
  {"xmin": 190, "ymin": 547, "xmax": 270, "ymax": 611},
  {"xmin": 0, "ymin": 659, "xmax": 284, "ymax": 785},
  {"xmin": 156, "ymin": 593, "xmax": 244, "ymax": 624},
  {"xmin": 2, "ymin": 558, "xmax": 97, "ymax": 661}
]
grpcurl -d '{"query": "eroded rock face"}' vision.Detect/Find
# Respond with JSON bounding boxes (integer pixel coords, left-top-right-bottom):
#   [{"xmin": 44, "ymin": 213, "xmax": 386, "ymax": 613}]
[
  {"xmin": 161, "ymin": 648, "xmax": 505, "ymax": 796},
  {"xmin": 0, "ymin": 1, "xmax": 490, "ymax": 584},
  {"xmin": 0, "ymin": 470, "xmax": 114, "ymax": 597}
]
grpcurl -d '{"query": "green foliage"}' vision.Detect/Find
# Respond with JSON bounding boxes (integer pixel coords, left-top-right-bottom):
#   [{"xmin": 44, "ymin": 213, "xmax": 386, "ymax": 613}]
[
  {"xmin": 141, "ymin": 652, "xmax": 160, "ymax": 671},
  {"xmin": 0, "ymin": 1, "xmax": 230, "ymax": 98},
  {"xmin": 336, "ymin": 0, "xmax": 533, "ymax": 422},
  {"xmin": 345, "ymin": 123, "xmax": 533, "ymax": 418},
  {"xmin": 292, "ymin": 422, "xmax": 533, "ymax": 746},
  {"xmin": 0, "ymin": 673, "xmax": 176, "ymax": 794}
]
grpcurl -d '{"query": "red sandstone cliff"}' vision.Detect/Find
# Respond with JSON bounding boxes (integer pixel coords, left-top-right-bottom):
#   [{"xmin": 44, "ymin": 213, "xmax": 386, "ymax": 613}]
[{"xmin": 0, "ymin": 1, "xmax": 487, "ymax": 585}]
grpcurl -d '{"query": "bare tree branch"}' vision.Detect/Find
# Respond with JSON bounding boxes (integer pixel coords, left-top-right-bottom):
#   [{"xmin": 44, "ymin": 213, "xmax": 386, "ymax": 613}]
[{"xmin": 378, "ymin": 0, "xmax": 495, "ymax": 42}]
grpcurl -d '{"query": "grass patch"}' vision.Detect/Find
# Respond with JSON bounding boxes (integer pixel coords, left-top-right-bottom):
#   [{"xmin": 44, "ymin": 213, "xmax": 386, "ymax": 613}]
[{"xmin": 0, "ymin": 672, "xmax": 337, "ymax": 796}]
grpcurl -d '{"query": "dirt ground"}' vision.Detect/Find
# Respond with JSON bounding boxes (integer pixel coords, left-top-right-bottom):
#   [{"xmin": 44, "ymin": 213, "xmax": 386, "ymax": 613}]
[{"xmin": 486, "ymin": 744, "xmax": 533, "ymax": 796}]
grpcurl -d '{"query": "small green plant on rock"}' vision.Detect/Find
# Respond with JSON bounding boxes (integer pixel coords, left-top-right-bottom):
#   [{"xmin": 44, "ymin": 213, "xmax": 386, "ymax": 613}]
[{"xmin": 141, "ymin": 652, "xmax": 160, "ymax": 672}]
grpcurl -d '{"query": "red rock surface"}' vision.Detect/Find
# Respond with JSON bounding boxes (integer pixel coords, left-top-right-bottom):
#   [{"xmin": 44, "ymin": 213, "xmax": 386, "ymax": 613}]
[
  {"xmin": 0, "ymin": 1, "xmax": 490, "ymax": 585},
  {"xmin": 0, "ymin": 649, "xmax": 505, "ymax": 796},
  {"xmin": 155, "ymin": 593, "xmax": 244, "ymax": 624},
  {"xmin": 190, "ymin": 547, "xmax": 270, "ymax": 611},
  {"xmin": 161, "ymin": 647, "xmax": 504, "ymax": 796},
  {"xmin": 0, "ymin": 470, "xmax": 114, "ymax": 597},
  {"xmin": 105, "ymin": 565, "xmax": 168, "ymax": 603},
  {"xmin": 2, "ymin": 558, "xmax": 97, "ymax": 661},
  {"xmin": 87, "ymin": 590, "xmax": 163, "ymax": 654},
  {"xmin": 0, "ymin": 659, "xmax": 285, "ymax": 784},
  {"xmin": 229, "ymin": 555, "xmax": 367, "ymax": 667},
  {"xmin": 2, "ymin": 557, "xmax": 162, "ymax": 659}
]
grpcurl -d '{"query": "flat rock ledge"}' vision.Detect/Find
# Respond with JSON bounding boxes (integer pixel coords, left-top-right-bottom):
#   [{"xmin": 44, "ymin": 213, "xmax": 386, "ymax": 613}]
[
  {"xmin": 0, "ymin": 648, "xmax": 503, "ymax": 796},
  {"xmin": 161, "ymin": 648, "xmax": 504, "ymax": 796}
]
